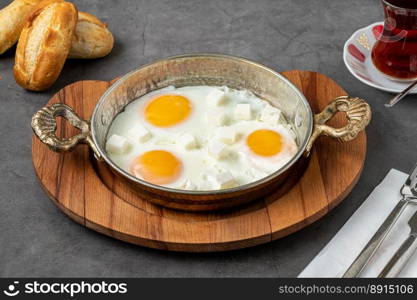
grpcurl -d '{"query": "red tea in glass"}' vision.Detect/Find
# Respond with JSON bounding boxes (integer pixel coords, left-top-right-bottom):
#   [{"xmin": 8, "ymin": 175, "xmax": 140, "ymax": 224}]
[{"xmin": 371, "ymin": 0, "xmax": 417, "ymax": 80}]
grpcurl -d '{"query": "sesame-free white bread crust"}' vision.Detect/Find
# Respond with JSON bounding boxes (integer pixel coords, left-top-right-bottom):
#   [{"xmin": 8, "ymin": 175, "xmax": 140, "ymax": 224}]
[
  {"xmin": 69, "ymin": 11, "xmax": 114, "ymax": 59},
  {"xmin": 13, "ymin": 0, "xmax": 77, "ymax": 91},
  {"xmin": 0, "ymin": 0, "xmax": 114, "ymax": 59},
  {"xmin": 0, "ymin": 0, "xmax": 42, "ymax": 54}
]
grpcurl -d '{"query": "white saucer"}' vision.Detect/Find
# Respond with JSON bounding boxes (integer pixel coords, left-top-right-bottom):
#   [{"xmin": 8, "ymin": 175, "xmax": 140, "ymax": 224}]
[{"xmin": 343, "ymin": 22, "xmax": 417, "ymax": 94}]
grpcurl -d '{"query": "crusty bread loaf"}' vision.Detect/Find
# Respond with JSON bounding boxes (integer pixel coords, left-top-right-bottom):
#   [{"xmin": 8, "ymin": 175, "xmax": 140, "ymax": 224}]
[
  {"xmin": 1, "ymin": 0, "xmax": 114, "ymax": 59},
  {"xmin": 0, "ymin": 0, "xmax": 42, "ymax": 55},
  {"xmin": 13, "ymin": 0, "xmax": 77, "ymax": 91},
  {"xmin": 69, "ymin": 11, "xmax": 114, "ymax": 59}
]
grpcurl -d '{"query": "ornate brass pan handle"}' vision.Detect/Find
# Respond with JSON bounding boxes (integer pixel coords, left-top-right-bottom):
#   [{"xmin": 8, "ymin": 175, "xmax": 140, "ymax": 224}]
[
  {"xmin": 305, "ymin": 96, "xmax": 371, "ymax": 154},
  {"xmin": 31, "ymin": 103, "xmax": 101, "ymax": 159}
]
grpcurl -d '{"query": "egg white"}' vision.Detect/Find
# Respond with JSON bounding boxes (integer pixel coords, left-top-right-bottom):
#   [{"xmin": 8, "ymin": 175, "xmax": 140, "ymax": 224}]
[{"xmin": 106, "ymin": 85, "xmax": 299, "ymax": 190}]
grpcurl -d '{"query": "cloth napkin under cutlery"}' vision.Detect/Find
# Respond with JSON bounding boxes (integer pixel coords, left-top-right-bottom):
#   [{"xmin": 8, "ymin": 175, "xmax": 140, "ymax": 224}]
[{"xmin": 299, "ymin": 169, "xmax": 417, "ymax": 278}]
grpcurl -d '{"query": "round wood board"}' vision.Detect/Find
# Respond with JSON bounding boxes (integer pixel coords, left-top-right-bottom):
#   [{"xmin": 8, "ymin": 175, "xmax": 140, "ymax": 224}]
[{"xmin": 32, "ymin": 70, "xmax": 367, "ymax": 252}]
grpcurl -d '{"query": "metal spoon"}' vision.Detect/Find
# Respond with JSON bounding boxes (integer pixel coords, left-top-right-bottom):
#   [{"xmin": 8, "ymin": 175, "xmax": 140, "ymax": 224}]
[{"xmin": 385, "ymin": 79, "xmax": 417, "ymax": 107}]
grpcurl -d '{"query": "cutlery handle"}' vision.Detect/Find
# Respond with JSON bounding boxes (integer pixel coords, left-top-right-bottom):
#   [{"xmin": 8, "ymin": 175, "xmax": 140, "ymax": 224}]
[
  {"xmin": 342, "ymin": 200, "xmax": 408, "ymax": 278},
  {"xmin": 378, "ymin": 234, "xmax": 417, "ymax": 278}
]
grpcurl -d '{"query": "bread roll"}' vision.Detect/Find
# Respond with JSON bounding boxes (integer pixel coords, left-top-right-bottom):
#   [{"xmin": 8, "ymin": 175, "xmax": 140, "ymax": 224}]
[
  {"xmin": 0, "ymin": 0, "xmax": 114, "ymax": 58},
  {"xmin": 69, "ymin": 11, "xmax": 114, "ymax": 59},
  {"xmin": 0, "ymin": 0, "xmax": 42, "ymax": 54},
  {"xmin": 13, "ymin": 0, "xmax": 77, "ymax": 91}
]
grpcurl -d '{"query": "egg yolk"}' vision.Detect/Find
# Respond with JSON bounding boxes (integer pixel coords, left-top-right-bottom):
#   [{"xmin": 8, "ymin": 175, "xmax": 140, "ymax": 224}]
[
  {"xmin": 130, "ymin": 150, "xmax": 182, "ymax": 185},
  {"xmin": 246, "ymin": 129, "xmax": 283, "ymax": 157},
  {"xmin": 144, "ymin": 94, "xmax": 192, "ymax": 127}
]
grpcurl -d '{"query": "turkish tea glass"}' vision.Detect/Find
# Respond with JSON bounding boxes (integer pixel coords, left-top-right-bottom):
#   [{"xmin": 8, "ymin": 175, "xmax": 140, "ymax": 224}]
[{"xmin": 372, "ymin": 0, "xmax": 417, "ymax": 80}]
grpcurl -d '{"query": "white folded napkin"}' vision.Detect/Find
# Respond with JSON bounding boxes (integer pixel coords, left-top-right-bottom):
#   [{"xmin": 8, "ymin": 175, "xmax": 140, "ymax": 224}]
[{"xmin": 299, "ymin": 169, "xmax": 417, "ymax": 278}]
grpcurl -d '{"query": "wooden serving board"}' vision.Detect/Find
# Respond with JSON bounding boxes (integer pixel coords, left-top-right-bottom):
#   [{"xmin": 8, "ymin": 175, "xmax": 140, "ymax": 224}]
[{"xmin": 32, "ymin": 71, "xmax": 367, "ymax": 252}]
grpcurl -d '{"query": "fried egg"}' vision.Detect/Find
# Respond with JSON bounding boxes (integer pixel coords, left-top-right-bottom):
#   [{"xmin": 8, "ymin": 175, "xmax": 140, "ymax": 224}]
[
  {"xmin": 106, "ymin": 85, "xmax": 299, "ymax": 190},
  {"xmin": 130, "ymin": 150, "xmax": 183, "ymax": 185},
  {"xmin": 240, "ymin": 126, "xmax": 298, "ymax": 174}
]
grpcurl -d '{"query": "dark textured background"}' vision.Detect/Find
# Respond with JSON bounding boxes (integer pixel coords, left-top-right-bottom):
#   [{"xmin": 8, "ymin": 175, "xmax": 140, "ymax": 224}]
[{"xmin": 1, "ymin": 0, "xmax": 416, "ymax": 277}]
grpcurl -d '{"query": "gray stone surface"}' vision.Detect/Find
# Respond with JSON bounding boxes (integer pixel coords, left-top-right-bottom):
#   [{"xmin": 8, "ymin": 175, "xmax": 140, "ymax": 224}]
[{"xmin": 0, "ymin": 0, "xmax": 416, "ymax": 277}]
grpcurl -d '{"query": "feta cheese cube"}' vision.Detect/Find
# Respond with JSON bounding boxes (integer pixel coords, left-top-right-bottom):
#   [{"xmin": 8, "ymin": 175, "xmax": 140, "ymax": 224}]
[
  {"xmin": 234, "ymin": 103, "xmax": 252, "ymax": 120},
  {"xmin": 208, "ymin": 171, "xmax": 237, "ymax": 189},
  {"xmin": 206, "ymin": 111, "xmax": 228, "ymax": 126},
  {"xmin": 106, "ymin": 134, "xmax": 130, "ymax": 154},
  {"xmin": 208, "ymin": 140, "xmax": 228, "ymax": 159},
  {"xmin": 177, "ymin": 133, "xmax": 197, "ymax": 150},
  {"xmin": 217, "ymin": 127, "xmax": 237, "ymax": 145},
  {"xmin": 259, "ymin": 105, "xmax": 284, "ymax": 125},
  {"xmin": 259, "ymin": 112, "xmax": 280, "ymax": 125},
  {"xmin": 127, "ymin": 124, "xmax": 152, "ymax": 143},
  {"xmin": 206, "ymin": 89, "xmax": 228, "ymax": 106}
]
